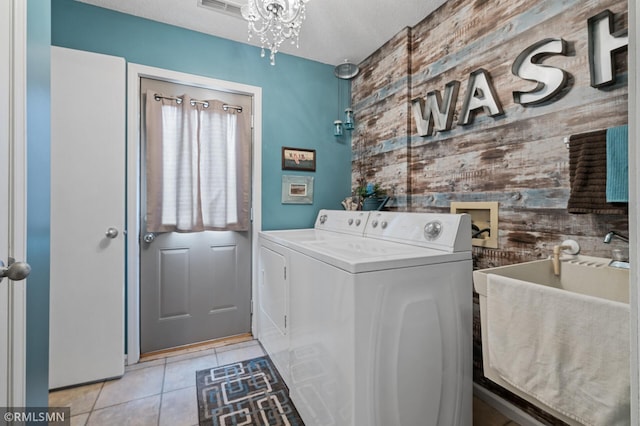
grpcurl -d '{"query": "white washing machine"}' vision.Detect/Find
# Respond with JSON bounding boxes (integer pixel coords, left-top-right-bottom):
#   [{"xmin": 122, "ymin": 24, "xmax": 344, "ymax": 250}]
[{"xmin": 258, "ymin": 210, "xmax": 472, "ymax": 426}]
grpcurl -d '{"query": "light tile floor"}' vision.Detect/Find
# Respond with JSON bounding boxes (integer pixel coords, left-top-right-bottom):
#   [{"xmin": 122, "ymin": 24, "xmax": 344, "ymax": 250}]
[
  {"xmin": 49, "ymin": 339, "xmax": 265, "ymax": 426},
  {"xmin": 51, "ymin": 339, "xmax": 520, "ymax": 426}
]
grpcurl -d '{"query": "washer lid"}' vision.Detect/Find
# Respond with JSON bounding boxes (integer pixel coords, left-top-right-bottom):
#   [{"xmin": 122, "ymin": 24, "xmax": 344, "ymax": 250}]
[
  {"xmin": 259, "ymin": 228, "xmax": 351, "ymax": 248},
  {"xmin": 293, "ymin": 238, "xmax": 471, "ymax": 273},
  {"xmin": 259, "ymin": 210, "xmax": 371, "ymax": 247}
]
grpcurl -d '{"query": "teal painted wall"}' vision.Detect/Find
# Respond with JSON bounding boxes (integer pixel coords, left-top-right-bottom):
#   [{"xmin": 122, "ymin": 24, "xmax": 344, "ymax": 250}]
[
  {"xmin": 26, "ymin": 0, "xmax": 51, "ymax": 406},
  {"xmin": 51, "ymin": 0, "xmax": 353, "ymax": 230}
]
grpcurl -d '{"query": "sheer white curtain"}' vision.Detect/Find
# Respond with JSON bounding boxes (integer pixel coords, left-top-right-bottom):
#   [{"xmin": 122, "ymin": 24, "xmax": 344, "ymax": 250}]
[{"xmin": 145, "ymin": 90, "xmax": 251, "ymax": 232}]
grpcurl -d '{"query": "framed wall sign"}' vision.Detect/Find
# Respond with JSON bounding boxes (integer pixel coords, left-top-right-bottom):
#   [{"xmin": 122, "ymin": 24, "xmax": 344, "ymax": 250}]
[
  {"xmin": 282, "ymin": 147, "xmax": 316, "ymax": 171},
  {"xmin": 281, "ymin": 175, "xmax": 314, "ymax": 204}
]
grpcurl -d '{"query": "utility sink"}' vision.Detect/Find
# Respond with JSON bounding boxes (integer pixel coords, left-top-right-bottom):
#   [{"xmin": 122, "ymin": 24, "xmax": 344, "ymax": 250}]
[
  {"xmin": 473, "ymin": 255, "xmax": 629, "ymax": 303},
  {"xmin": 473, "ymin": 255, "xmax": 630, "ymax": 426}
]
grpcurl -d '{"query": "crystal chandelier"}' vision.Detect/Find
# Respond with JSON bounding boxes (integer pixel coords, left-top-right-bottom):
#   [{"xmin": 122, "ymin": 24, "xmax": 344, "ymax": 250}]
[{"xmin": 241, "ymin": 0, "xmax": 309, "ymax": 65}]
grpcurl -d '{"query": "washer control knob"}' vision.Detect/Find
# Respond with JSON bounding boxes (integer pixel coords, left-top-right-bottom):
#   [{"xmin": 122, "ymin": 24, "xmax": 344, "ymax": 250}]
[
  {"xmin": 371, "ymin": 220, "xmax": 378, "ymax": 228},
  {"xmin": 355, "ymin": 219, "xmax": 361, "ymax": 226},
  {"xmin": 424, "ymin": 221, "xmax": 443, "ymax": 241},
  {"xmin": 381, "ymin": 221, "xmax": 388, "ymax": 229},
  {"xmin": 348, "ymin": 218, "xmax": 354, "ymax": 225}
]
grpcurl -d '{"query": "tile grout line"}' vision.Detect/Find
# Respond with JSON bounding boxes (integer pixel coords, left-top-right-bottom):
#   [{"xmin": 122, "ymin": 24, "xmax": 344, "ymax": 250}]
[
  {"xmin": 157, "ymin": 359, "xmax": 168, "ymax": 426},
  {"xmin": 85, "ymin": 381, "xmax": 105, "ymax": 424},
  {"xmin": 89, "ymin": 364, "xmax": 168, "ymax": 419}
]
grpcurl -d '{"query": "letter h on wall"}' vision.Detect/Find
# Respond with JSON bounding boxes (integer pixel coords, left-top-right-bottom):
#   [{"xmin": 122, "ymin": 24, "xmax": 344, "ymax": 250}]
[{"xmin": 588, "ymin": 9, "xmax": 628, "ymax": 88}]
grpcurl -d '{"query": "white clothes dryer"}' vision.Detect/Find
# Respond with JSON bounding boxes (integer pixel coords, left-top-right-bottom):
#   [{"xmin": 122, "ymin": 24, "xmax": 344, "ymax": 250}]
[
  {"xmin": 258, "ymin": 210, "xmax": 473, "ymax": 426},
  {"xmin": 257, "ymin": 210, "xmax": 369, "ymax": 384}
]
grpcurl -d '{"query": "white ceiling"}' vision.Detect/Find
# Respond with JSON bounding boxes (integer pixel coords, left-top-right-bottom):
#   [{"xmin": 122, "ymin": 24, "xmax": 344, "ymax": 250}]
[{"xmin": 76, "ymin": 0, "xmax": 448, "ymax": 66}]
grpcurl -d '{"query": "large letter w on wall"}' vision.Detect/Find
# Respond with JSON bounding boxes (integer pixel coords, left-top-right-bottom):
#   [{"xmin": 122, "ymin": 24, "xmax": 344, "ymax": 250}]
[{"xmin": 411, "ymin": 81, "xmax": 460, "ymax": 137}]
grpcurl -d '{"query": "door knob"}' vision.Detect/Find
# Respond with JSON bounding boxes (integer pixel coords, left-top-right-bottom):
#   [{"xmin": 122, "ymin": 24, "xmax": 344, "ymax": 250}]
[
  {"xmin": 0, "ymin": 259, "xmax": 31, "ymax": 281},
  {"xmin": 105, "ymin": 227, "xmax": 119, "ymax": 239},
  {"xmin": 143, "ymin": 233, "xmax": 155, "ymax": 243}
]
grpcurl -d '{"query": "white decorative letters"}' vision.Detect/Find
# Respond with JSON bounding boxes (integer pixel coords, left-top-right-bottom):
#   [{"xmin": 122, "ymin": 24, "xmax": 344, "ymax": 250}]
[
  {"xmin": 587, "ymin": 9, "xmax": 628, "ymax": 88},
  {"xmin": 512, "ymin": 38, "xmax": 569, "ymax": 105},
  {"xmin": 411, "ymin": 81, "xmax": 460, "ymax": 136},
  {"xmin": 411, "ymin": 9, "xmax": 627, "ymax": 137},
  {"xmin": 458, "ymin": 69, "xmax": 504, "ymax": 126}
]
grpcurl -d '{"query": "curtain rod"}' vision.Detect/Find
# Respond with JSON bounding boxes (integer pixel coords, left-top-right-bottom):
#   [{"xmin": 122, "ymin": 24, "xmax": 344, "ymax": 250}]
[{"xmin": 153, "ymin": 94, "xmax": 243, "ymax": 113}]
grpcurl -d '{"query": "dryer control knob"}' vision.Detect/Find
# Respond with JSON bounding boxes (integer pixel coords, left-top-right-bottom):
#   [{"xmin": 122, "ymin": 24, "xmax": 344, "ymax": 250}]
[
  {"xmin": 371, "ymin": 220, "xmax": 378, "ymax": 228},
  {"xmin": 381, "ymin": 221, "xmax": 388, "ymax": 229},
  {"xmin": 424, "ymin": 220, "xmax": 443, "ymax": 240},
  {"xmin": 348, "ymin": 218, "xmax": 354, "ymax": 225},
  {"xmin": 355, "ymin": 219, "xmax": 361, "ymax": 226}
]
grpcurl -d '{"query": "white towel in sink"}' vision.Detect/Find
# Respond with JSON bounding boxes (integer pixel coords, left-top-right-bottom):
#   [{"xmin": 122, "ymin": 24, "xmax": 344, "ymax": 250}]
[{"xmin": 487, "ymin": 274, "xmax": 630, "ymax": 426}]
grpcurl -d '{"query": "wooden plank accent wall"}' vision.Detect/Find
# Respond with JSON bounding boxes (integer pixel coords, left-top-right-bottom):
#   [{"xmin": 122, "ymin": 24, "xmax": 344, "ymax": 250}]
[
  {"xmin": 352, "ymin": 0, "xmax": 628, "ymax": 423},
  {"xmin": 352, "ymin": 28, "xmax": 412, "ymax": 208}
]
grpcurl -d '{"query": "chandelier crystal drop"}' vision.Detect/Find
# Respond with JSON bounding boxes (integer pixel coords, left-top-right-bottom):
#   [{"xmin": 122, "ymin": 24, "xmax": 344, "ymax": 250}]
[{"xmin": 241, "ymin": 0, "xmax": 309, "ymax": 65}]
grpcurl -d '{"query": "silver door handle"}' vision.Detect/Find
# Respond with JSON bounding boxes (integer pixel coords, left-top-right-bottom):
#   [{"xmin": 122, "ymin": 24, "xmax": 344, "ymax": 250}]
[
  {"xmin": 143, "ymin": 233, "xmax": 155, "ymax": 243},
  {"xmin": 105, "ymin": 227, "xmax": 119, "ymax": 239},
  {"xmin": 0, "ymin": 259, "xmax": 31, "ymax": 281}
]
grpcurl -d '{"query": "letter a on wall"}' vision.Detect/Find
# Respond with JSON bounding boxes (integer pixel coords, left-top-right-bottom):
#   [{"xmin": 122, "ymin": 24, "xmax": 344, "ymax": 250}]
[{"xmin": 458, "ymin": 69, "xmax": 504, "ymax": 126}]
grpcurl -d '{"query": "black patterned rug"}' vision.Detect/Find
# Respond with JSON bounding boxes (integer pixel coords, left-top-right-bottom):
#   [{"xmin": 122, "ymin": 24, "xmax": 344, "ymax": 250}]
[{"xmin": 196, "ymin": 356, "xmax": 305, "ymax": 426}]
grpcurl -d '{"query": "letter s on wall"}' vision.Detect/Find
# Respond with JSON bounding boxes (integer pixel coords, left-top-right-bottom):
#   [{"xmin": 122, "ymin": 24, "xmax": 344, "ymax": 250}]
[{"xmin": 512, "ymin": 38, "xmax": 569, "ymax": 106}]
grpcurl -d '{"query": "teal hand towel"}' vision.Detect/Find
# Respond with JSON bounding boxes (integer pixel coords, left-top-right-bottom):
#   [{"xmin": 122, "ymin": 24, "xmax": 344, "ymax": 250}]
[{"xmin": 606, "ymin": 125, "xmax": 628, "ymax": 203}]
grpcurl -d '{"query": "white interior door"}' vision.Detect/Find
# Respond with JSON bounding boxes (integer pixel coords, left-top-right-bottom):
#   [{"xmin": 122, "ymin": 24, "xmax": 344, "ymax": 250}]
[
  {"xmin": 49, "ymin": 47, "xmax": 126, "ymax": 389},
  {"xmin": 0, "ymin": 0, "xmax": 27, "ymax": 407}
]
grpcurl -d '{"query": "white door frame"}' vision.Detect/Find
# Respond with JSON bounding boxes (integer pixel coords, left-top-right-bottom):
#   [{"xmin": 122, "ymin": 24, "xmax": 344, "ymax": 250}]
[
  {"xmin": 0, "ymin": 0, "xmax": 27, "ymax": 407},
  {"xmin": 126, "ymin": 64, "xmax": 262, "ymax": 364},
  {"xmin": 630, "ymin": 1, "xmax": 639, "ymax": 422}
]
